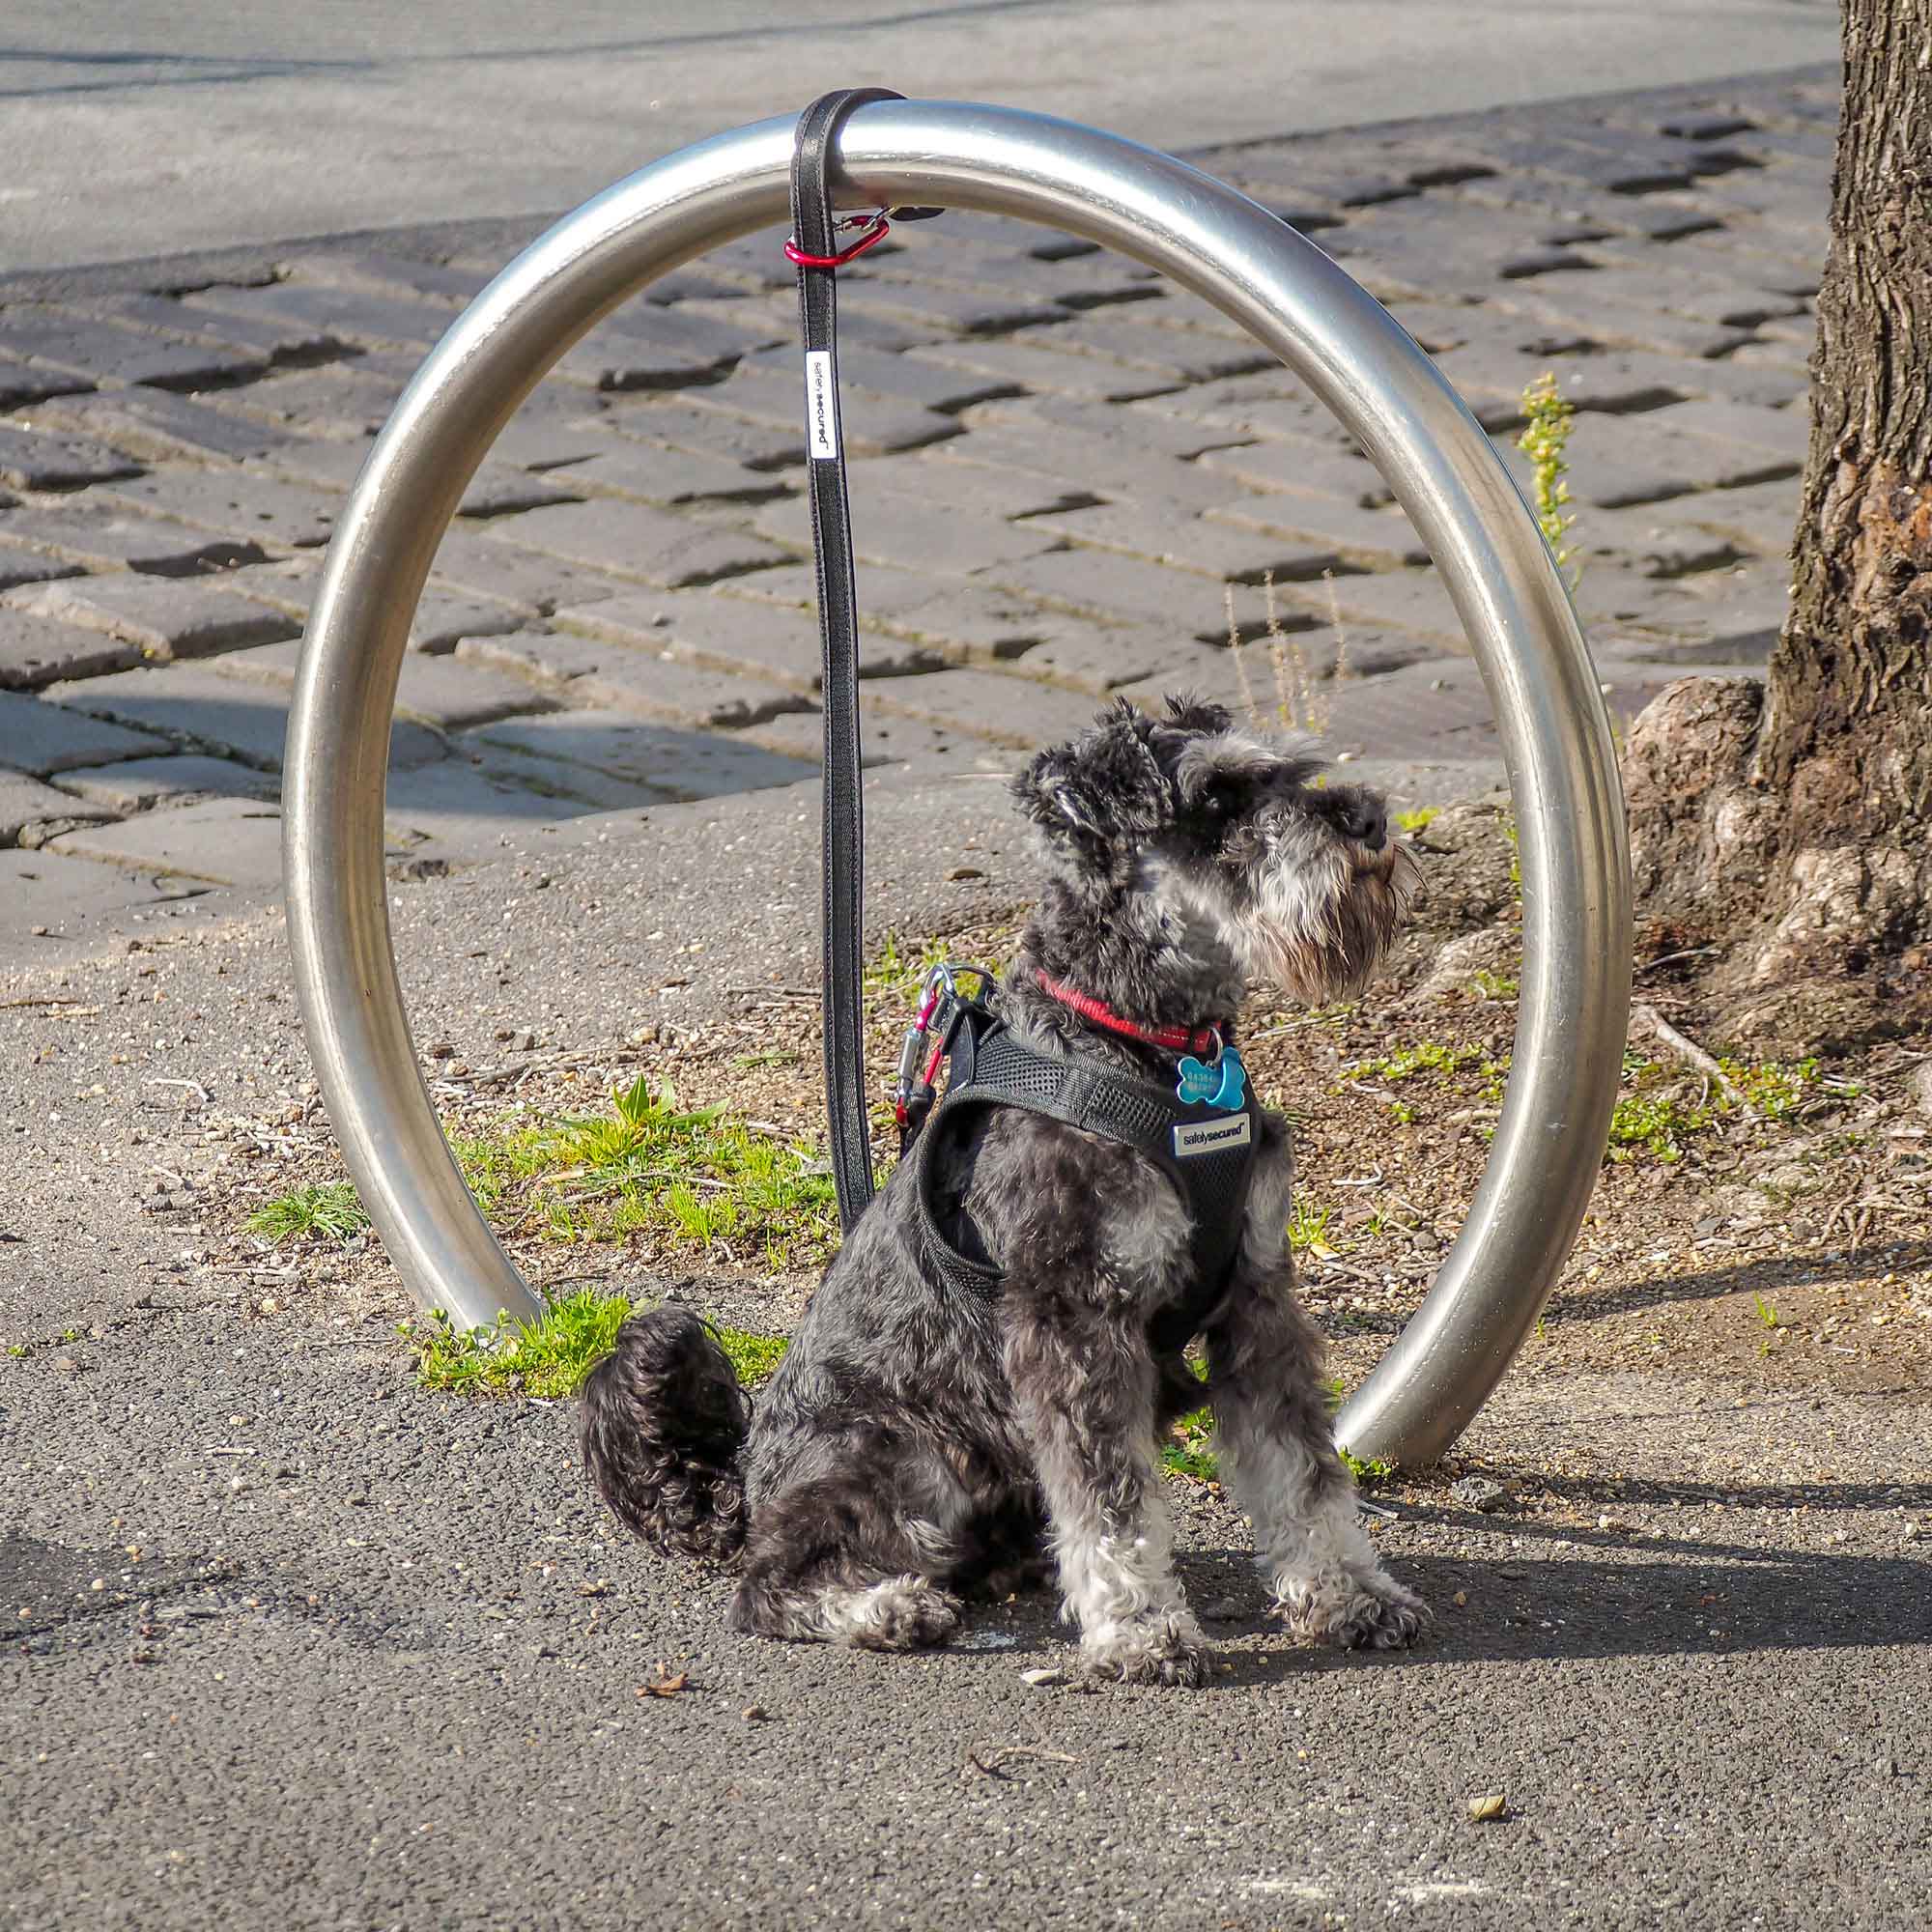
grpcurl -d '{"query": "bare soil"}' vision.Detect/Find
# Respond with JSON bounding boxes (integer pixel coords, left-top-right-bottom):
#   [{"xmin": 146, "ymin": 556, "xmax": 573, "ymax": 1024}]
[{"xmin": 195, "ymin": 794, "xmax": 1932, "ymax": 1433}]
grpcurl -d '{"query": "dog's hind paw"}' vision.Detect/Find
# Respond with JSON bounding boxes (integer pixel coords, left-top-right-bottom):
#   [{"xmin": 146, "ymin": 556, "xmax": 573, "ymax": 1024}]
[
  {"xmin": 1080, "ymin": 1616, "xmax": 1211, "ymax": 1688},
  {"xmin": 825, "ymin": 1576, "xmax": 963, "ymax": 1652}
]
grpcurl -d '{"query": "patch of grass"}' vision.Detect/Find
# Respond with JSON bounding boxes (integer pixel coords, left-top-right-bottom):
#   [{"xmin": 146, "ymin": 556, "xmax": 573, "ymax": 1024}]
[
  {"xmin": 1752, "ymin": 1293, "xmax": 1782, "ymax": 1332},
  {"xmin": 1347, "ymin": 1040, "xmax": 1510, "ymax": 1118},
  {"xmin": 404, "ymin": 1291, "xmax": 790, "ymax": 1400},
  {"xmin": 449, "ymin": 1075, "xmax": 839, "ymax": 1269},
  {"xmin": 1468, "ymin": 969, "xmax": 1520, "ymax": 1002},
  {"xmin": 1607, "ymin": 1056, "xmax": 1826, "ymax": 1166},
  {"xmin": 246, "ymin": 1181, "xmax": 370, "ymax": 1246},
  {"xmin": 1394, "ymin": 806, "xmax": 1437, "ymax": 835},
  {"xmin": 863, "ymin": 931, "xmax": 952, "ymax": 1003}
]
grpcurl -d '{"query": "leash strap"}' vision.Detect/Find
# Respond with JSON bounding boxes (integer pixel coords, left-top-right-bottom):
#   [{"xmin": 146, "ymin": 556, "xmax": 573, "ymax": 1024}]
[{"xmin": 790, "ymin": 87, "xmax": 902, "ymax": 1235}]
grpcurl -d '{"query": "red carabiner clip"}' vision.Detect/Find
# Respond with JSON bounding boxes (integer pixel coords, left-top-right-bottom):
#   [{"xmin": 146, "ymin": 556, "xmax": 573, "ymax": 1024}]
[{"xmin": 783, "ymin": 213, "xmax": 892, "ymax": 270}]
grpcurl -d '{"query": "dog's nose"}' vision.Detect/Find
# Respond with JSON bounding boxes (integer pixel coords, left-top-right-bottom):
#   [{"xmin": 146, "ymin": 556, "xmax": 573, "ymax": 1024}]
[{"xmin": 1339, "ymin": 799, "xmax": 1387, "ymax": 849}]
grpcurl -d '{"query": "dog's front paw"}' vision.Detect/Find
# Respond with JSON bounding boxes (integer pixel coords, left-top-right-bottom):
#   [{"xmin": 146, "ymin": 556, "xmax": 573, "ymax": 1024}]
[
  {"xmin": 1080, "ymin": 1614, "xmax": 1211, "ymax": 1688},
  {"xmin": 1274, "ymin": 1573, "xmax": 1429, "ymax": 1651}
]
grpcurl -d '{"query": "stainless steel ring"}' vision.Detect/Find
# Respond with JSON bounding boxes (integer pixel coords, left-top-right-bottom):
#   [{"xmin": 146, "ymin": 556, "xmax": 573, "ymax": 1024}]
[{"xmin": 284, "ymin": 99, "xmax": 1631, "ymax": 1465}]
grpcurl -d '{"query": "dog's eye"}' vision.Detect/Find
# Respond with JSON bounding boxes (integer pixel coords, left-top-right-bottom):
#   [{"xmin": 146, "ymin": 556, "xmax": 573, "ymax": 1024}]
[{"xmin": 1202, "ymin": 779, "xmax": 1242, "ymax": 818}]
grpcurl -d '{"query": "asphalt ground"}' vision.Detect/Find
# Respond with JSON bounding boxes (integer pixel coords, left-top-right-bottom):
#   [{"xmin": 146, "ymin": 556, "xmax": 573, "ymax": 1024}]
[{"xmin": 4, "ymin": 774, "xmax": 1929, "ymax": 1930}]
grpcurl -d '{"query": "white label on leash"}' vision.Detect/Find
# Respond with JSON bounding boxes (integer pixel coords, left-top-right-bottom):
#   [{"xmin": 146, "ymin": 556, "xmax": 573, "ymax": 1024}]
[
  {"xmin": 1173, "ymin": 1115, "xmax": 1252, "ymax": 1159},
  {"xmin": 805, "ymin": 350, "xmax": 840, "ymax": 460}
]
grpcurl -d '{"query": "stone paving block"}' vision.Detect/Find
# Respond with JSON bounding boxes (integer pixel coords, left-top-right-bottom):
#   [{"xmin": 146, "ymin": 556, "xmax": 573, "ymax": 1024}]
[
  {"xmin": 730, "ymin": 342, "xmax": 1015, "ymax": 417},
  {"xmin": 1282, "ymin": 568, "xmax": 1467, "ymax": 651},
  {"xmin": 408, "ymin": 592, "xmax": 531, "ymax": 656},
  {"xmin": 379, "ymin": 758, "xmax": 639, "ymax": 868},
  {"xmin": 593, "ymin": 399, "xmax": 799, "ymax": 470},
  {"xmin": 852, "ymin": 666, "xmax": 1109, "ymax": 750},
  {"xmin": 1194, "ymin": 438, "xmax": 1394, "ymax": 507},
  {"xmin": 680, "ymin": 363, "xmax": 961, "ymax": 457},
  {"xmin": 724, "ymin": 702, "xmax": 1005, "ymax": 775},
  {"xmin": 1677, "ymin": 477, "xmax": 1805, "ymax": 558},
  {"xmin": 221, "ymin": 363, "xmax": 408, "ymax": 439},
  {"xmin": 851, "ymin": 452, "xmax": 1094, "ymax": 523},
  {"xmin": 0, "ymin": 546, "xmax": 85, "ymax": 596},
  {"xmin": 987, "ymin": 546, "xmax": 1283, "ymax": 641},
  {"xmin": 51, "ymin": 754, "xmax": 279, "ymax": 811},
  {"xmin": 250, "ymin": 436, "xmax": 380, "ymax": 493},
  {"xmin": 1318, "ymin": 657, "xmax": 1498, "ymax": 763},
  {"xmin": 1571, "ymin": 505, "xmax": 1753, "ymax": 582},
  {"xmin": 472, "ymin": 709, "xmax": 816, "ymax": 802},
  {"xmin": 0, "ymin": 849, "xmax": 188, "ymax": 961},
  {"xmin": 0, "ymin": 690, "xmax": 171, "ymax": 775},
  {"xmin": 1022, "ymin": 499, "xmax": 1347, "ymax": 583},
  {"xmin": 835, "ymin": 277, "xmax": 1071, "ymax": 338},
  {"xmin": 95, "ymin": 468, "xmax": 343, "ymax": 550},
  {"xmin": 481, "ymin": 408, "xmax": 614, "ymax": 475},
  {"xmin": 1007, "ymin": 319, "xmax": 1275, "ymax": 387},
  {"xmin": 484, "ymin": 498, "xmax": 791, "ymax": 590},
  {"xmin": 0, "ymin": 497, "xmax": 270, "ymax": 577},
  {"xmin": 276, "ymin": 252, "xmax": 490, "ymax": 307},
  {"xmin": 465, "ymin": 628, "xmax": 808, "ymax": 729},
  {"xmin": 0, "ymin": 428, "xmax": 144, "ymax": 491},
  {"xmin": 1203, "ymin": 494, "xmax": 1431, "ymax": 572},
  {"xmin": 185, "ymin": 282, "xmax": 453, "ymax": 356},
  {"xmin": 905, "ymin": 338, "xmax": 1174, "ymax": 404},
  {"xmin": 0, "ymin": 308, "xmax": 267, "ymax": 389},
  {"xmin": 0, "ymin": 769, "xmax": 117, "ymax": 847},
  {"xmin": 549, "ymin": 440, "xmax": 791, "ymax": 508},
  {"xmin": 1545, "ymin": 412, "xmax": 1802, "ymax": 508},
  {"xmin": 455, "ymin": 464, "xmax": 585, "ymax": 521},
  {"xmin": 557, "ymin": 304, "xmax": 777, "ymax": 394},
  {"xmin": 86, "ymin": 291, "xmax": 344, "ymax": 362},
  {"xmin": 43, "ymin": 664, "xmax": 444, "ymax": 773},
  {"xmin": 0, "ymin": 355, "xmax": 93, "ymax": 412},
  {"xmin": 0, "ymin": 604, "xmax": 142, "ymax": 690},
  {"xmin": 25, "ymin": 387, "xmax": 302, "ymax": 465},
  {"xmin": 46, "ymin": 795, "xmax": 286, "ymax": 889},
  {"xmin": 213, "ymin": 639, "xmax": 558, "ymax": 732},
  {"xmin": 425, "ymin": 527, "xmax": 630, "ymax": 614},
  {"xmin": 552, "ymin": 594, "xmax": 829, "ymax": 691},
  {"xmin": 1493, "ymin": 283, "xmax": 1754, "ymax": 360},
  {"xmin": 754, "ymin": 492, "xmax": 1061, "ymax": 578},
  {"xmin": 1653, "ymin": 398, "xmax": 1810, "ymax": 466},
  {"xmin": 1000, "ymin": 392, "xmax": 1280, "ymax": 464},
  {"xmin": 17, "ymin": 576, "xmax": 299, "ymax": 662}
]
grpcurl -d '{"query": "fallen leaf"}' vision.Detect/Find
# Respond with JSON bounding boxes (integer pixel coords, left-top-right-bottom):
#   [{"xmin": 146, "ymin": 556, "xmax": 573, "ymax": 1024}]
[{"xmin": 1468, "ymin": 1793, "xmax": 1508, "ymax": 1822}]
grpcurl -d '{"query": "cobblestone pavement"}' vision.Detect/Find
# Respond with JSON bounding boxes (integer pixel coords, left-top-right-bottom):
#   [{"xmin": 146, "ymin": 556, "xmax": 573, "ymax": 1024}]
[{"xmin": 1, "ymin": 69, "xmax": 1833, "ymax": 960}]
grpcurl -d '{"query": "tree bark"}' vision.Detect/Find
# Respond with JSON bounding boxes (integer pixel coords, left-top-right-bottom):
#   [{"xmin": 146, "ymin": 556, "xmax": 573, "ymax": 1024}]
[{"xmin": 1625, "ymin": 0, "xmax": 1932, "ymax": 1016}]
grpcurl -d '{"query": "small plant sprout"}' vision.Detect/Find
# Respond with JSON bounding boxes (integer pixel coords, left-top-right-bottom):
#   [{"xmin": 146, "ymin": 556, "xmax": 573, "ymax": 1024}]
[
  {"xmin": 1226, "ymin": 572, "xmax": 1334, "ymax": 736},
  {"xmin": 1518, "ymin": 370, "xmax": 1579, "ymax": 583},
  {"xmin": 247, "ymin": 1182, "xmax": 370, "ymax": 1247},
  {"xmin": 1753, "ymin": 1293, "xmax": 1782, "ymax": 1332},
  {"xmin": 1394, "ymin": 806, "xmax": 1437, "ymax": 836}
]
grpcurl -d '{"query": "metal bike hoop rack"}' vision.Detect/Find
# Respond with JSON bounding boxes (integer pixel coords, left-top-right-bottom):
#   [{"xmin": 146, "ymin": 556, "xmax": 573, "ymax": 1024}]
[{"xmin": 284, "ymin": 100, "xmax": 1632, "ymax": 1466}]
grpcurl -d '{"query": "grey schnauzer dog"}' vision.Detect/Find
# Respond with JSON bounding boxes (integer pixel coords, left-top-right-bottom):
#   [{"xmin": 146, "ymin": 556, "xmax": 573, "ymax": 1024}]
[{"xmin": 581, "ymin": 696, "xmax": 1426, "ymax": 1686}]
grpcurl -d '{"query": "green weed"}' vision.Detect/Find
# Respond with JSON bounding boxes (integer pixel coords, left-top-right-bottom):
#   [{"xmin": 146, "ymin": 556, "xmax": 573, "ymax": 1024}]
[
  {"xmin": 450, "ymin": 1075, "xmax": 838, "ymax": 1270},
  {"xmin": 1394, "ymin": 806, "xmax": 1437, "ymax": 835},
  {"xmin": 404, "ymin": 1291, "xmax": 789, "ymax": 1400},
  {"xmin": 247, "ymin": 1182, "xmax": 370, "ymax": 1246},
  {"xmin": 1519, "ymin": 371, "xmax": 1579, "ymax": 582},
  {"xmin": 1162, "ymin": 1358, "xmax": 1218, "ymax": 1482}
]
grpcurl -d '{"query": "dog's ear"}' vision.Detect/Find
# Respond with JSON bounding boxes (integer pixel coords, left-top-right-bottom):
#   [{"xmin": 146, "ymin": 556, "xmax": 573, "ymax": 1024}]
[
  {"xmin": 1162, "ymin": 693, "xmax": 1236, "ymax": 736},
  {"xmin": 1011, "ymin": 700, "xmax": 1171, "ymax": 882}
]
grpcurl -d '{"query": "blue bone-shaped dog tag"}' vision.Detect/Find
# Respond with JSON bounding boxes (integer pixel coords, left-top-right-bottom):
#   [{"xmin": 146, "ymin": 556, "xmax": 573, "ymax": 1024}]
[{"xmin": 1176, "ymin": 1045, "xmax": 1247, "ymax": 1111}]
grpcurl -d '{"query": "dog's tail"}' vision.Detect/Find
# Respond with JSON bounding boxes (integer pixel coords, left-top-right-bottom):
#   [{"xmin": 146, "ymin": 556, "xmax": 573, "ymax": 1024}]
[{"xmin": 580, "ymin": 1307, "xmax": 750, "ymax": 1561}]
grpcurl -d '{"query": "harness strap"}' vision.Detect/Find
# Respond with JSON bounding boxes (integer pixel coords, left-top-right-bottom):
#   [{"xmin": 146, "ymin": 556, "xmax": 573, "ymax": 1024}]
[
  {"xmin": 789, "ymin": 87, "xmax": 903, "ymax": 1234},
  {"xmin": 914, "ymin": 1006, "xmax": 1263, "ymax": 1350}
]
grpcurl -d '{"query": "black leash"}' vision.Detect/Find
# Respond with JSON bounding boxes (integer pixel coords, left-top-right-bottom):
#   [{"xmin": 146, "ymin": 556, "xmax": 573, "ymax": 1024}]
[{"xmin": 787, "ymin": 88, "xmax": 937, "ymax": 1235}]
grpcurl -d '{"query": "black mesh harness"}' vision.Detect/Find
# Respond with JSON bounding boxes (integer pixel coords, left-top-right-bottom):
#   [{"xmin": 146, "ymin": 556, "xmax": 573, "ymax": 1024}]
[{"xmin": 909, "ymin": 992, "xmax": 1264, "ymax": 1354}]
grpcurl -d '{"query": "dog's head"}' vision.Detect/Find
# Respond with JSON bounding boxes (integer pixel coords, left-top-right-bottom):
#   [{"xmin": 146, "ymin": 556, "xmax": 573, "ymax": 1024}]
[{"xmin": 1012, "ymin": 695, "xmax": 1418, "ymax": 1002}]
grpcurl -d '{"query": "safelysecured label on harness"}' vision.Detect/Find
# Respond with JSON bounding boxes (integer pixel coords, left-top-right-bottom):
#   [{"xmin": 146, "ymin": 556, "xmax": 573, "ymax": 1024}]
[
  {"xmin": 1172, "ymin": 1114, "xmax": 1253, "ymax": 1158},
  {"xmin": 805, "ymin": 350, "xmax": 840, "ymax": 459}
]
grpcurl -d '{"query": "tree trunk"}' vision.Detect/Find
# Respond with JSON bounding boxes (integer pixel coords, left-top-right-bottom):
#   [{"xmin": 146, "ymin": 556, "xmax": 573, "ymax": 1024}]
[{"xmin": 1624, "ymin": 0, "xmax": 1932, "ymax": 1034}]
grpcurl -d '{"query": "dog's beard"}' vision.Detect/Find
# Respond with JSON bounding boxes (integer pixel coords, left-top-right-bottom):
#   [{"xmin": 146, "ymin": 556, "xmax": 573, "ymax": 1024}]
[{"xmin": 1225, "ymin": 838, "xmax": 1418, "ymax": 1004}]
